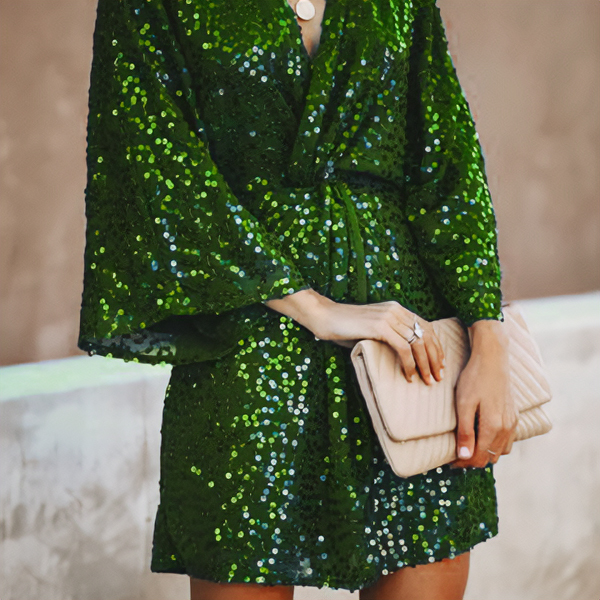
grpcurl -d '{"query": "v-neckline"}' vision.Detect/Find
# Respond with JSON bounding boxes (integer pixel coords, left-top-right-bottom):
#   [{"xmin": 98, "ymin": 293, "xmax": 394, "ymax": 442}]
[{"xmin": 282, "ymin": 0, "xmax": 332, "ymax": 66}]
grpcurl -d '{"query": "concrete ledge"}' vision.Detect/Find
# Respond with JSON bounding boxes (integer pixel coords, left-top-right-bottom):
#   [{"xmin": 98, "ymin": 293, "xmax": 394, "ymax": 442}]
[
  {"xmin": 1, "ymin": 291, "xmax": 599, "ymax": 600},
  {"xmin": 0, "ymin": 351, "xmax": 170, "ymax": 404}
]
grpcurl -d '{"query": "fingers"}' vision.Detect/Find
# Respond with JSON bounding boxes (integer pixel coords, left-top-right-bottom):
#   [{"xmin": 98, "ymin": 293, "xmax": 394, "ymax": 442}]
[
  {"xmin": 396, "ymin": 342, "xmax": 418, "ymax": 383},
  {"xmin": 502, "ymin": 427, "xmax": 517, "ymax": 456},
  {"xmin": 386, "ymin": 317, "xmax": 444, "ymax": 386},
  {"xmin": 487, "ymin": 406, "xmax": 519, "ymax": 464},
  {"xmin": 376, "ymin": 319, "xmax": 416, "ymax": 382},
  {"xmin": 367, "ymin": 302, "xmax": 445, "ymax": 385},
  {"xmin": 381, "ymin": 319, "xmax": 417, "ymax": 383},
  {"xmin": 408, "ymin": 339, "xmax": 433, "ymax": 385},
  {"xmin": 452, "ymin": 409, "xmax": 518, "ymax": 469},
  {"xmin": 413, "ymin": 319, "xmax": 445, "ymax": 384},
  {"xmin": 500, "ymin": 411, "xmax": 518, "ymax": 456},
  {"xmin": 432, "ymin": 331, "xmax": 446, "ymax": 374},
  {"xmin": 391, "ymin": 335, "xmax": 441, "ymax": 386},
  {"xmin": 451, "ymin": 403, "xmax": 477, "ymax": 466},
  {"xmin": 471, "ymin": 417, "xmax": 504, "ymax": 467},
  {"xmin": 422, "ymin": 327, "xmax": 445, "ymax": 382}
]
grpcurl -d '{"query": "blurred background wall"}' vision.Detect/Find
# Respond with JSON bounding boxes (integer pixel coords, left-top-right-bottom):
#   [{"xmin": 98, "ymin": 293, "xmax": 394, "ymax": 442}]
[
  {"xmin": 0, "ymin": 0, "xmax": 599, "ymax": 366},
  {"xmin": 0, "ymin": 1, "xmax": 599, "ymax": 600}
]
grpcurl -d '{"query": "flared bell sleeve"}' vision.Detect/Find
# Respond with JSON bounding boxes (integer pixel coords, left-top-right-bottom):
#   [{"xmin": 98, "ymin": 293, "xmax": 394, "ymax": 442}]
[
  {"xmin": 77, "ymin": 0, "xmax": 310, "ymax": 364},
  {"xmin": 402, "ymin": 2, "xmax": 504, "ymax": 327}
]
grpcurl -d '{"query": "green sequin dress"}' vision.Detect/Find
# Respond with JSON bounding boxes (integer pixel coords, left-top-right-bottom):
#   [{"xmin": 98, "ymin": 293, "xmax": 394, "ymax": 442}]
[{"xmin": 77, "ymin": 0, "xmax": 505, "ymax": 592}]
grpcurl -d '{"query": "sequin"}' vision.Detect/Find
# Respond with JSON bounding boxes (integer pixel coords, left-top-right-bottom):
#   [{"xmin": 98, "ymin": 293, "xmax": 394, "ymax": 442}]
[{"xmin": 78, "ymin": 0, "xmax": 504, "ymax": 592}]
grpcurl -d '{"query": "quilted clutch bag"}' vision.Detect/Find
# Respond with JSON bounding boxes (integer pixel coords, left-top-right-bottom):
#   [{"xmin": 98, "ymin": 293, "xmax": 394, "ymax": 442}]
[{"xmin": 350, "ymin": 302, "xmax": 553, "ymax": 477}]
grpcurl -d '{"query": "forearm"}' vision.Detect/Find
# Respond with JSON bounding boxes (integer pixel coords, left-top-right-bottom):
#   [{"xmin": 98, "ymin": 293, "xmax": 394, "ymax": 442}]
[{"xmin": 264, "ymin": 288, "xmax": 332, "ymax": 332}]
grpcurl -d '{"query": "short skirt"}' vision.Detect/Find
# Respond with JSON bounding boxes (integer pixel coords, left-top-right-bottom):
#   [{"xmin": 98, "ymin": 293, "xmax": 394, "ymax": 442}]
[{"xmin": 149, "ymin": 307, "xmax": 498, "ymax": 592}]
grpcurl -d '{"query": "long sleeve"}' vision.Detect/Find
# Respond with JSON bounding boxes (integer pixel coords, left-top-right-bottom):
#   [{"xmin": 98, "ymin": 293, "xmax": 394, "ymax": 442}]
[
  {"xmin": 402, "ymin": 1, "xmax": 504, "ymax": 327},
  {"xmin": 78, "ymin": 0, "xmax": 310, "ymax": 360}
]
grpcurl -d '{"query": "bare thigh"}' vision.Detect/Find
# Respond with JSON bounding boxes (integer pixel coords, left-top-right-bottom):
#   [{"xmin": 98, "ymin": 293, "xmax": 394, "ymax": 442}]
[
  {"xmin": 359, "ymin": 551, "xmax": 470, "ymax": 600},
  {"xmin": 190, "ymin": 577, "xmax": 294, "ymax": 600}
]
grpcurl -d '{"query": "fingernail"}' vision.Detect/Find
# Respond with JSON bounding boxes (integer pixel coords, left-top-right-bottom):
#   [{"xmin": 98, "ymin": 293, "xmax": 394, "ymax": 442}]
[
  {"xmin": 439, "ymin": 367, "xmax": 444, "ymax": 379},
  {"xmin": 442, "ymin": 357, "xmax": 446, "ymax": 366},
  {"xmin": 458, "ymin": 446, "xmax": 471, "ymax": 459}
]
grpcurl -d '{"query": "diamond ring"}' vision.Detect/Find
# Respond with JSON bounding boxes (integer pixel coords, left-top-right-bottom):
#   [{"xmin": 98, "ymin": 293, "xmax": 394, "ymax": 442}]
[{"xmin": 406, "ymin": 321, "xmax": 424, "ymax": 345}]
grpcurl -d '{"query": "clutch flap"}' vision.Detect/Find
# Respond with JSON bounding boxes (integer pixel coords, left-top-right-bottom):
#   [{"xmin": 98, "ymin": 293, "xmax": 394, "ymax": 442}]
[{"xmin": 351, "ymin": 318, "xmax": 470, "ymax": 442}]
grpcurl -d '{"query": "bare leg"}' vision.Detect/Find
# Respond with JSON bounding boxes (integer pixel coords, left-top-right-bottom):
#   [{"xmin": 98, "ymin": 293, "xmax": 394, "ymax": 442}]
[
  {"xmin": 359, "ymin": 551, "xmax": 470, "ymax": 600},
  {"xmin": 190, "ymin": 577, "xmax": 294, "ymax": 600}
]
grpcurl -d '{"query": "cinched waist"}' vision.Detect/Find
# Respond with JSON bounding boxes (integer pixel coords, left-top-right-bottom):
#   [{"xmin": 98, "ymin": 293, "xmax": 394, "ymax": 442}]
[
  {"xmin": 240, "ymin": 170, "xmax": 405, "ymax": 303},
  {"xmin": 327, "ymin": 170, "xmax": 403, "ymax": 194},
  {"xmin": 255, "ymin": 174, "xmax": 402, "ymax": 304}
]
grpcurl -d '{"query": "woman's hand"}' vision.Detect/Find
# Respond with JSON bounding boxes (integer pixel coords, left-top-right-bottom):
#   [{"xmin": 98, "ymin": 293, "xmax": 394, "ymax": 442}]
[
  {"xmin": 264, "ymin": 288, "xmax": 445, "ymax": 385},
  {"xmin": 450, "ymin": 320, "xmax": 518, "ymax": 468}
]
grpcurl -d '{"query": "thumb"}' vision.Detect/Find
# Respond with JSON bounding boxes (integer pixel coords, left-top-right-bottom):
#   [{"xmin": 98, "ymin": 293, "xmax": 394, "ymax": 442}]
[{"xmin": 456, "ymin": 405, "xmax": 476, "ymax": 460}]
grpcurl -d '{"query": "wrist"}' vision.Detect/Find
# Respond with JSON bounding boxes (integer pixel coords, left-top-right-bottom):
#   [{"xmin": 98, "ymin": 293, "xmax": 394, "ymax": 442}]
[
  {"xmin": 468, "ymin": 319, "xmax": 509, "ymax": 353},
  {"xmin": 264, "ymin": 288, "xmax": 332, "ymax": 331}
]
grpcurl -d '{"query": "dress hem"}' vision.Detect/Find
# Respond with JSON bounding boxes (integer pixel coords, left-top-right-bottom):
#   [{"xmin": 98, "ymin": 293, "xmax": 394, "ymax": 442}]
[{"xmin": 149, "ymin": 532, "xmax": 495, "ymax": 593}]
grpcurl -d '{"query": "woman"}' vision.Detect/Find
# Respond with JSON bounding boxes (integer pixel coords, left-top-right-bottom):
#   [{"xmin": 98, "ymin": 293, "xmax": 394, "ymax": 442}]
[{"xmin": 77, "ymin": 0, "xmax": 517, "ymax": 598}]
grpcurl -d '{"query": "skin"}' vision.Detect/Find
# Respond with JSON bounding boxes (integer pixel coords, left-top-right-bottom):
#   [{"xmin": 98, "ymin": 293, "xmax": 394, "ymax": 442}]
[
  {"xmin": 190, "ymin": 1, "xmax": 517, "ymax": 598},
  {"xmin": 290, "ymin": 0, "xmax": 327, "ymax": 59}
]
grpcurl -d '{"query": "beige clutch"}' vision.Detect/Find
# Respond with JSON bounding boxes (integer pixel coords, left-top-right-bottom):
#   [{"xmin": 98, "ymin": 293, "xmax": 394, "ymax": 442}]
[{"xmin": 350, "ymin": 302, "xmax": 553, "ymax": 478}]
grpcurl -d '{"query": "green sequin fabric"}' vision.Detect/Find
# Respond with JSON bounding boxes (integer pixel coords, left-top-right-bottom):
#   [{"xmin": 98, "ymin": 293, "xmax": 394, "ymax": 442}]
[{"xmin": 78, "ymin": 0, "xmax": 505, "ymax": 591}]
